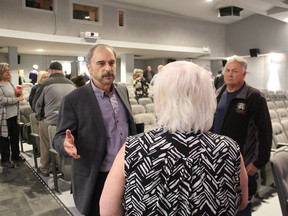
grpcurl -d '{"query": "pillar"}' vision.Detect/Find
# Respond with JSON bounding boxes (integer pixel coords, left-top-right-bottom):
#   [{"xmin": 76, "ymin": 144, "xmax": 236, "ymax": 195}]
[
  {"xmin": 8, "ymin": 46, "xmax": 18, "ymax": 85},
  {"xmin": 120, "ymin": 54, "xmax": 134, "ymax": 84}
]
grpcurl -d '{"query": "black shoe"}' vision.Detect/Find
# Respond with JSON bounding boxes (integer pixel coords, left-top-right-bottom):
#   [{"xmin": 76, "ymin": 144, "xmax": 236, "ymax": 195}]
[
  {"xmin": 1, "ymin": 161, "xmax": 15, "ymax": 168},
  {"xmin": 12, "ymin": 156, "xmax": 26, "ymax": 162},
  {"xmin": 37, "ymin": 168, "xmax": 49, "ymax": 177}
]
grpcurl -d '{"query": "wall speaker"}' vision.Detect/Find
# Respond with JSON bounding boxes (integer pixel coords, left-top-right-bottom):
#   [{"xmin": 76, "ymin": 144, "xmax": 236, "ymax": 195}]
[
  {"xmin": 17, "ymin": 55, "xmax": 21, "ymax": 64},
  {"xmin": 166, "ymin": 58, "xmax": 176, "ymax": 64},
  {"xmin": 249, "ymin": 48, "xmax": 260, "ymax": 57},
  {"xmin": 222, "ymin": 59, "xmax": 227, "ymax": 67},
  {"xmin": 218, "ymin": 6, "xmax": 243, "ymax": 17}
]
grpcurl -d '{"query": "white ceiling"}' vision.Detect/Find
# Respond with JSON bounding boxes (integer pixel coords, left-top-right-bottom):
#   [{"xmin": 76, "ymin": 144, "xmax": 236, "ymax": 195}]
[
  {"xmin": 106, "ymin": 0, "xmax": 288, "ymax": 24},
  {"xmin": 1, "ymin": 0, "xmax": 288, "ymax": 59}
]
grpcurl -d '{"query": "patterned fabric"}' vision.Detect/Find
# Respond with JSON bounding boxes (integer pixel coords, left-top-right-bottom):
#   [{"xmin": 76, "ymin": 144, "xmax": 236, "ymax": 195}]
[
  {"xmin": 133, "ymin": 77, "xmax": 149, "ymax": 99},
  {"xmin": 0, "ymin": 83, "xmax": 19, "ymax": 137},
  {"xmin": 124, "ymin": 127, "xmax": 242, "ymax": 216},
  {"xmin": 0, "ymin": 104, "xmax": 8, "ymax": 137}
]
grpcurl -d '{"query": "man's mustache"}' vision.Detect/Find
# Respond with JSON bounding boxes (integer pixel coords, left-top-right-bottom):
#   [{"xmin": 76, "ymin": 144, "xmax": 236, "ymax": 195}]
[{"xmin": 102, "ymin": 71, "xmax": 114, "ymax": 78}]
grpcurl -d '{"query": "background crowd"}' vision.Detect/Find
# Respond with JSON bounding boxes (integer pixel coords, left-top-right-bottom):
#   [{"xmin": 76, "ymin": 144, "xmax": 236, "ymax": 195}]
[{"xmin": 0, "ymin": 44, "xmax": 273, "ymax": 216}]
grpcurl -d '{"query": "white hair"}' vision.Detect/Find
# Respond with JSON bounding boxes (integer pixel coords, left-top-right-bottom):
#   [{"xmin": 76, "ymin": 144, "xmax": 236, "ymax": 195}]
[
  {"xmin": 153, "ymin": 61, "xmax": 216, "ymax": 133},
  {"xmin": 225, "ymin": 55, "xmax": 247, "ymax": 71}
]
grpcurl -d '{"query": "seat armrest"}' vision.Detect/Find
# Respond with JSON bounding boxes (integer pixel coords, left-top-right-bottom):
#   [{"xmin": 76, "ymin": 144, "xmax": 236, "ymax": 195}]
[
  {"xmin": 30, "ymin": 133, "xmax": 39, "ymax": 139},
  {"xmin": 277, "ymin": 142, "xmax": 288, "ymax": 147},
  {"xmin": 49, "ymin": 148, "xmax": 59, "ymax": 156}
]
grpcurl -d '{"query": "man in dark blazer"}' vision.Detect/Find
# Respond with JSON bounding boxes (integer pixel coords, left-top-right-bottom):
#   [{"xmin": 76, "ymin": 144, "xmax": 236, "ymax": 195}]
[{"xmin": 53, "ymin": 44, "xmax": 137, "ymax": 216}]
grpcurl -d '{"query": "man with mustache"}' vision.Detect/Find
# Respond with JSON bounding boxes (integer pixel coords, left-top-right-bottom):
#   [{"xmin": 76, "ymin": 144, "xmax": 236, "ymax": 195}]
[{"xmin": 53, "ymin": 44, "xmax": 137, "ymax": 216}]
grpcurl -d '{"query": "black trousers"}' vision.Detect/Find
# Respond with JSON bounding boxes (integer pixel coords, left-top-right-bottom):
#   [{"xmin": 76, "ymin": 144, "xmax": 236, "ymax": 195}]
[
  {"xmin": 86, "ymin": 172, "xmax": 109, "ymax": 216},
  {"xmin": 0, "ymin": 116, "xmax": 20, "ymax": 163}
]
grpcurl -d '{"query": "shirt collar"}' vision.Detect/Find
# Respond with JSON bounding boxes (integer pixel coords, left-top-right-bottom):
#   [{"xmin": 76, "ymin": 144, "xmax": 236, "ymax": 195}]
[{"xmin": 91, "ymin": 80, "xmax": 115, "ymax": 98}]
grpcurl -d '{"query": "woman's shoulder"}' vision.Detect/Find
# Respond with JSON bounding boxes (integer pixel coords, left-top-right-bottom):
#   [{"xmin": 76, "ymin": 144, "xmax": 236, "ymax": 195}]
[
  {"xmin": 205, "ymin": 131, "xmax": 239, "ymax": 151},
  {"xmin": 126, "ymin": 128, "xmax": 165, "ymax": 149}
]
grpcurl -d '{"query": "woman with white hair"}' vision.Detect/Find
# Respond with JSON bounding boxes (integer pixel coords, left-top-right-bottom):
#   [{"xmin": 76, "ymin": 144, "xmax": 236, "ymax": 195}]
[{"xmin": 100, "ymin": 61, "xmax": 248, "ymax": 216}]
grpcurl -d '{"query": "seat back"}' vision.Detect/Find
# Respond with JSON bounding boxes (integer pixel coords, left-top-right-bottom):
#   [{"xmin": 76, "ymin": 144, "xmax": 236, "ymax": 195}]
[
  {"xmin": 131, "ymin": 104, "xmax": 146, "ymax": 115},
  {"xmin": 28, "ymin": 112, "xmax": 40, "ymax": 168},
  {"xmin": 145, "ymin": 103, "xmax": 155, "ymax": 113},
  {"xmin": 269, "ymin": 110, "xmax": 280, "ymax": 123},
  {"xmin": 281, "ymin": 120, "xmax": 288, "ymax": 139},
  {"xmin": 276, "ymin": 90, "xmax": 287, "ymax": 101},
  {"xmin": 267, "ymin": 101, "xmax": 276, "ymax": 110},
  {"xmin": 19, "ymin": 106, "xmax": 33, "ymax": 142},
  {"xmin": 29, "ymin": 112, "xmax": 39, "ymax": 135},
  {"xmin": 129, "ymin": 98, "xmax": 138, "ymax": 105},
  {"xmin": 275, "ymin": 101, "xmax": 286, "ymax": 109},
  {"xmin": 48, "ymin": 125, "xmax": 72, "ymax": 182},
  {"xmin": 272, "ymin": 122, "xmax": 288, "ymax": 148},
  {"xmin": 20, "ymin": 106, "xmax": 33, "ymax": 124},
  {"xmin": 277, "ymin": 108, "xmax": 288, "ymax": 121},
  {"xmin": 271, "ymin": 147, "xmax": 288, "ymax": 216},
  {"xmin": 133, "ymin": 113, "xmax": 157, "ymax": 132},
  {"xmin": 138, "ymin": 97, "xmax": 153, "ymax": 106},
  {"xmin": 285, "ymin": 100, "xmax": 288, "ymax": 109},
  {"xmin": 48, "ymin": 125, "xmax": 57, "ymax": 148},
  {"xmin": 267, "ymin": 92, "xmax": 277, "ymax": 101}
]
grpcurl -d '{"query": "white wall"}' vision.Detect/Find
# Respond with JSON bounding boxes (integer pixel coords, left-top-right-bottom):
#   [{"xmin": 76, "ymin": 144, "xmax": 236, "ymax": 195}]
[
  {"xmin": 226, "ymin": 14, "xmax": 288, "ymax": 57},
  {"xmin": 0, "ymin": 0, "xmax": 226, "ymax": 58},
  {"xmin": 2, "ymin": 2, "xmax": 288, "ymax": 90},
  {"xmin": 224, "ymin": 14, "xmax": 288, "ymax": 91}
]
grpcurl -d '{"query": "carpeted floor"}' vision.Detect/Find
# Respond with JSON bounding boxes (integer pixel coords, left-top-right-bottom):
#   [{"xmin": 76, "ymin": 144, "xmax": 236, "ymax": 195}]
[{"xmin": 0, "ymin": 160, "xmax": 70, "ymax": 216}]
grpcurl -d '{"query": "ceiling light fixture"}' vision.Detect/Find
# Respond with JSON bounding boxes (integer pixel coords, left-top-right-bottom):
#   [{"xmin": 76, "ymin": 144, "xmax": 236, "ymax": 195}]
[{"xmin": 36, "ymin": 49, "xmax": 44, "ymax": 52}]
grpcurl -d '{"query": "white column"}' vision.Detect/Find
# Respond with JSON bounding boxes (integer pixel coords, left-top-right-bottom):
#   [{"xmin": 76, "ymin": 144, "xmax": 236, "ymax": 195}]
[
  {"xmin": 8, "ymin": 46, "xmax": 18, "ymax": 85},
  {"xmin": 120, "ymin": 54, "xmax": 134, "ymax": 84}
]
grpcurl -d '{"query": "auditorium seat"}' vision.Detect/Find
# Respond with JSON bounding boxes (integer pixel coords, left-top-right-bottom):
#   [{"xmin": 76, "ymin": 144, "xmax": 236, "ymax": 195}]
[
  {"xmin": 267, "ymin": 101, "xmax": 276, "ymax": 110},
  {"xmin": 138, "ymin": 97, "xmax": 153, "ymax": 106},
  {"xmin": 275, "ymin": 101, "xmax": 286, "ymax": 109},
  {"xmin": 272, "ymin": 122, "xmax": 288, "ymax": 149},
  {"xmin": 270, "ymin": 147, "xmax": 288, "ymax": 216},
  {"xmin": 129, "ymin": 98, "xmax": 138, "ymax": 105},
  {"xmin": 133, "ymin": 113, "xmax": 157, "ymax": 132},
  {"xmin": 269, "ymin": 110, "xmax": 280, "ymax": 123},
  {"xmin": 145, "ymin": 103, "xmax": 155, "ymax": 113},
  {"xmin": 131, "ymin": 104, "xmax": 146, "ymax": 115}
]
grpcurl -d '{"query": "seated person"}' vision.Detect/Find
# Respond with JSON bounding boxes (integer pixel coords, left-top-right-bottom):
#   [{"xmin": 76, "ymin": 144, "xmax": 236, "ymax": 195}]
[{"xmin": 133, "ymin": 68, "xmax": 149, "ymax": 99}]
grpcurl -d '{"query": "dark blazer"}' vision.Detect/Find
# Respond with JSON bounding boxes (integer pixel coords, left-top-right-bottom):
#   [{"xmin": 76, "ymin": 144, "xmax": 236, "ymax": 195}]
[{"xmin": 53, "ymin": 82, "xmax": 137, "ymax": 214}]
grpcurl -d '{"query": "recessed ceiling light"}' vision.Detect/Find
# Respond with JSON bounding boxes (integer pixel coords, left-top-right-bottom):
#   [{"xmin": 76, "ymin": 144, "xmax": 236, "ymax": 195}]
[
  {"xmin": 206, "ymin": 0, "xmax": 214, "ymax": 2},
  {"xmin": 36, "ymin": 49, "xmax": 44, "ymax": 52}
]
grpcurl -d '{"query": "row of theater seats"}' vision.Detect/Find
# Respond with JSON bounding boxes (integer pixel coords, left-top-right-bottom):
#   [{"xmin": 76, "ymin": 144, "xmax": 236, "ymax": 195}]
[
  {"xmin": 18, "ymin": 84, "xmax": 71, "ymax": 193},
  {"xmin": 267, "ymin": 99, "xmax": 288, "ymax": 216},
  {"xmin": 129, "ymin": 97, "xmax": 158, "ymax": 132},
  {"xmin": 261, "ymin": 89, "xmax": 288, "ymax": 102},
  {"xmin": 267, "ymin": 101, "xmax": 288, "ymax": 149},
  {"xmin": 258, "ymin": 99, "xmax": 288, "ymax": 195},
  {"xmin": 126, "ymin": 83, "xmax": 154, "ymax": 101}
]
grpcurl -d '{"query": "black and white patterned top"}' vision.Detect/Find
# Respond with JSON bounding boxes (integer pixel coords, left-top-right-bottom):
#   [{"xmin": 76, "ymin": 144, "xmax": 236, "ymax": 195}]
[{"xmin": 124, "ymin": 127, "xmax": 242, "ymax": 216}]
